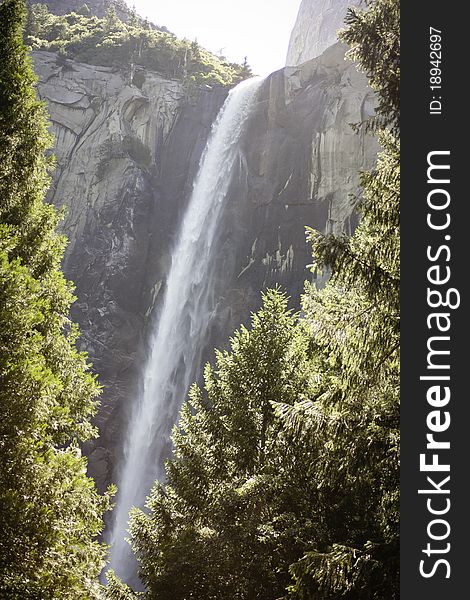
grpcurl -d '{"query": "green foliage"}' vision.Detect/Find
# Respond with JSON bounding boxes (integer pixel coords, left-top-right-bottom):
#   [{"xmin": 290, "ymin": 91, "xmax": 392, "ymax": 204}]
[
  {"xmin": 0, "ymin": 1, "xmax": 113, "ymax": 596},
  {"xmin": 25, "ymin": 3, "xmax": 252, "ymax": 86},
  {"xmin": 106, "ymin": 570, "xmax": 142, "ymax": 600},
  {"xmin": 130, "ymin": 290, "xmax": 316, "ymax": 599},
  {"xmin": 280, "ymin": 0, "xmax": 400, "ymax": 596},
  {"xmin": 340, "ymin": 0, "xmax": 400, "ymax": 132},
  {"xmin": 306, "ymin": 130, "xmax": 400, "ymax": 384},
  {"xmin": 287, "ymin": 545, "xmax": 385, "ymax": 599}
]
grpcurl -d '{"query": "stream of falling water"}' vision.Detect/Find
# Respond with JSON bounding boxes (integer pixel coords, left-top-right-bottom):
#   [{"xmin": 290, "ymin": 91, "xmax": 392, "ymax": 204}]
[{"xmin": 108, "ymin": 76, "xmax": 263, "ymax": 583}]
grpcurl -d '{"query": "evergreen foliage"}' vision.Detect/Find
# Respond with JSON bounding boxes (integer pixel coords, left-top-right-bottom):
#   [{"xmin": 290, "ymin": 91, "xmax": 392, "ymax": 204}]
[
  {"xmin": 106, "ymin": 570, "xmax": 142, "ymax": 600},
  {"xmin": 28, "ymin": 1, "xmax": 133, "ymax": 22},
  {"xmin": 0, "ymin": 1, "xmax": 113, "ymax": 596},
  {"xmin": 340, "ymin": 0, "xmax": 400, "ymax": 132},
  {"xmin": 127, "ymin": 0, "xmax": 400, "ymax": 598},
  {"xmin": 25, "ymin": 3, "xmax": 252, "ymax": 86},
  {"xmin": 130, "ymin": 291, "xmax": 317, "ymax": 599},
  {"xmin": 279, "ymin": 0, "xmax": 400, "ymax": 595}
]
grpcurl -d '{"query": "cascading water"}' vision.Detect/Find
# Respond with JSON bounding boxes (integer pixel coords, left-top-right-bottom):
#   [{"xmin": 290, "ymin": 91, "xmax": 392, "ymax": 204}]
[{"xmin": 108, "ymin": 76, "xmax": 263, "ymax": 583}]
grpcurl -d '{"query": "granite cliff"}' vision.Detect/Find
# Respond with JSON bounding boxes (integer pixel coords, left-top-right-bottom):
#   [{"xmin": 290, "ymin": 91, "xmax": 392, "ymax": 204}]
[
  {"xmin": 286, "ymin": 0, "xmax": 363, "ymax": 66},
  {"xmin": 33, "ymin": 7, "xmax": 377, "ymax": 490}
]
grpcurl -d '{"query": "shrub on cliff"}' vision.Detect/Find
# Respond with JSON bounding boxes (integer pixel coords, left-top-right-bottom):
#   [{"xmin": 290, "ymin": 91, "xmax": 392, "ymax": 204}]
[
  {"xmin": 0, "ymin": 1, "xmax": 114, "ymax": 596},
  {"xmin": 25, "ymin": 4, "xmax": 252, "ymax": 86}
]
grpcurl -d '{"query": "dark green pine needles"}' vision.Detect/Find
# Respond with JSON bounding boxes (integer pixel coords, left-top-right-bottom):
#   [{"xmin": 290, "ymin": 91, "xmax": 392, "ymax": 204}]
[{"xmin": 0, "ymin": 1, "xmax": 114, "ymax": 597}]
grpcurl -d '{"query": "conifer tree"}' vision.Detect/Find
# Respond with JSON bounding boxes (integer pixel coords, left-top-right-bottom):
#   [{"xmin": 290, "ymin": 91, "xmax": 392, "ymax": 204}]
[
  {"xmin": 105, "ymin": 4, "xmax": 119, "ymax": 31},
  {"xmin": 279, "ymin": 0, "xmax": 400, "ymax": 596},
  {"xmin": 0, "ymin": 1, "xmax": 113, "ymax": 597},
  {"xmin": 130, "ymin": 291, "xmax": 315, "ymax": 599}
]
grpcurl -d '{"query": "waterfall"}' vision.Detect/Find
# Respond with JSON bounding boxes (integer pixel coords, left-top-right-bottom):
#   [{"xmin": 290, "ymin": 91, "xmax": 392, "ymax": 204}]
[{"xmin": 108, "ymin": 76, "xmax": 263, "ymax": 583}]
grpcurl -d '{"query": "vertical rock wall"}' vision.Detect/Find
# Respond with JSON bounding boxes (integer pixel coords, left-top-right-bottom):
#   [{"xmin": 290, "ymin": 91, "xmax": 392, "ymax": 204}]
[
  {"xmin": 286, "ymin": 0, "xmax": 364, "ymax": 66},
  {"xmin": 34, "ymin": 40, "xmax": 377, "ymax": 490}
]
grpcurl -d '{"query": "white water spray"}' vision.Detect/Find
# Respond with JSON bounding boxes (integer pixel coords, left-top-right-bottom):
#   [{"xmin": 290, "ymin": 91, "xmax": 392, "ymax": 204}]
[{"xmin": 108, "ymin": 77, "xmax": 262, "ymax": 583}]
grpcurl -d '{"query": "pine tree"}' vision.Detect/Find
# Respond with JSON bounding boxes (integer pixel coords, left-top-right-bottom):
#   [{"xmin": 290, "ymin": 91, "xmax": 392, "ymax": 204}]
[
  {"xmin": 340, "ymin": 0, "xmax": 400, "ymax": 132},
  {"xmin": 104, "ymin": 4, "xmax": 119, "ymax": 32},
  {"xmin": 278, "ymin": 0, "xmax": 400, "ymax": 596},
  {"xmin": 130, "ymin": 291, "xmax": 315, "ymax": 599},
  {"xmin": 106, "ymin": 570, "xmax": 141, "ymax": 600},
  {"xmin": 0, "ymin": 1, "xmax": 114, "ymax": 596},
  {"xmin": 128, "ymin": 5, "xmax": 138, "ymax": 29}
]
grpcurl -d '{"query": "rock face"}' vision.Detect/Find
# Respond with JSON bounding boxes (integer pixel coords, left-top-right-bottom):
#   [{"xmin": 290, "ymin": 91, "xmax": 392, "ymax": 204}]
[
  {"xmin": 286, "ymin": 0, "xmax": 363, "ymax": 66},
  {"xmin": 221, "ymin": 42, "xmax": 376, "ymax": 307},
  {"xmin": 34, "ymin": 40, "xmax": 377, "ymax": 491},
  {"xmin": 34, "ymin": 51, "xmax": 227, "ymax": 487}
]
